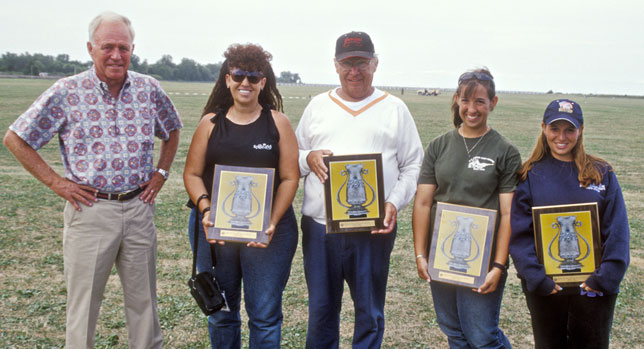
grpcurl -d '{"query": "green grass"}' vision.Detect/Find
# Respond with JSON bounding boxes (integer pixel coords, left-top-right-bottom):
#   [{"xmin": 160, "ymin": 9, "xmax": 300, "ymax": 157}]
[{"xmin": 1, "ymin": 78, "xmax": 642, "ymax": 348}]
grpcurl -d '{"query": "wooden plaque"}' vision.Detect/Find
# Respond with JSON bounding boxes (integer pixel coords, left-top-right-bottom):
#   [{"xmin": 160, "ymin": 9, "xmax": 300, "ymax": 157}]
[
  {"xmin": 427, "ymin": 202, "xmax": 498, "ymax": 288},
  {"xmin": 532, "ymin": 202, "xmax": 601, "ymax": 287},
  {"xmin": 323, "ymin": 153, "xmax": 385, "ymax": 233},
  {"xmin": 207, "ymin": 165, "xmax": 274, "ymax": 244}
]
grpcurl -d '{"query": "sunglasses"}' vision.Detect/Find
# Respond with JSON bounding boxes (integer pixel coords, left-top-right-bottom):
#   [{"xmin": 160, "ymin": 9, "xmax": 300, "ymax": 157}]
[
  {"xmin": 229, "ymin": 69, "xmax": 264, "ymax": 84},
  {"xmin": 458, "ymin": 71, "xmax": 494, "ymax": 85}
]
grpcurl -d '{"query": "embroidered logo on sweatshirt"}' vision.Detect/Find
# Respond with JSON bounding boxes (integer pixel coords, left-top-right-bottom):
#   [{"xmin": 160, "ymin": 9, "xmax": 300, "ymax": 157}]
[
  {"xmin": 583, "ymin": 183, "xmax": 606, "ymax": 193},
  {"xmin": 253, "ymin": 143, "xmax": 272, "ymax": 150},
  {"xmin": 468, "ymin": 156, "xmax": 495, "ymax": 171}
]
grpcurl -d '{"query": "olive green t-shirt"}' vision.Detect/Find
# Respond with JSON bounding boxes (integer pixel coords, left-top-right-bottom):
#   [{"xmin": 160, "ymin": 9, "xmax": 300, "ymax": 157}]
[{"xmin": 418, "ymin": 128, "xmax": 521, "ymax": 231}]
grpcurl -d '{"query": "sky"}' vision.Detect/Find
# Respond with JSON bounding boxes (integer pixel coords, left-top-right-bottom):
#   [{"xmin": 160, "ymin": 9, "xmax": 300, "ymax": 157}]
[{"xmin": 1, "ymin": 0, "xmax": 643, "ymax": 95}]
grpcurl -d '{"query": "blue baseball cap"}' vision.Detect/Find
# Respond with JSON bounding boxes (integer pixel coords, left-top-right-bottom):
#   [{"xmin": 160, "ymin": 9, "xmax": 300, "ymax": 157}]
[{"xmin": 543, "ymin": 99, "xmax": 583, "ymax": 129}]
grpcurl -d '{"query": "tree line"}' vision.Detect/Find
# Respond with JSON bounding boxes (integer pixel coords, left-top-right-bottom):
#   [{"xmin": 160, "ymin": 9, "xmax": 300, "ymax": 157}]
[{"xmin": 0, "ymin": 52, "xmax": 303, "ymax": 83}]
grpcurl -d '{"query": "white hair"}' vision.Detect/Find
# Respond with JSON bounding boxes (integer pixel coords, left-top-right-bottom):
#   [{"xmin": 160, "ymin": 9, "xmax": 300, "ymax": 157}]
[{"xmin": 88, "ymin": 11, "xmax": 135, "ymax": 44}]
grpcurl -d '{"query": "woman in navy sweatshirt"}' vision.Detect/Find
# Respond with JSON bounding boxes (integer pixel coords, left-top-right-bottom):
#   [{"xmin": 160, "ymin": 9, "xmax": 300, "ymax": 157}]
[{"xmin": 509, "ymin": 99, "xmax": 630, "ymax": 349}]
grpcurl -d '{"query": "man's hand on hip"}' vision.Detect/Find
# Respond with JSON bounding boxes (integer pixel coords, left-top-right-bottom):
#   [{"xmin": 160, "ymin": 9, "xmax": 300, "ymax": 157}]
[
  {"xmin": 51, "ymin": 177, "xmax": 98, "ymax": 211},
  {"xmin": 139, "ymin": 172, "xmax": 166, "ymax": 204}
]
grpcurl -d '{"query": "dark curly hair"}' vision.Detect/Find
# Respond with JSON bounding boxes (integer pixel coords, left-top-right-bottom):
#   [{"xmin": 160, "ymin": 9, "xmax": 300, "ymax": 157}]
[
  {"xmin": 202, "ymin": 43, "xmax": 283, "ymax": 116},
  {"xmin": 451, "ymin": 68, "xmax": 496, "ymax": 128}
]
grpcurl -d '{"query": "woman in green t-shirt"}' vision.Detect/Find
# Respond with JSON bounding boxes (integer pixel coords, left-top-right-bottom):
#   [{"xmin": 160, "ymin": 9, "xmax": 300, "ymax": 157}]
[{"xmin": 412, "ymin": 68, "xmax": 520, "ymax": 348}]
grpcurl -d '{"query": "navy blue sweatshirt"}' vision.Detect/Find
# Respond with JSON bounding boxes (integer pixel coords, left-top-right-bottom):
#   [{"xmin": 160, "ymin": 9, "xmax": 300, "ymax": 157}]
[{"xmin": 510, "ymin": 155, "xmax": 630, "ymax": 296}]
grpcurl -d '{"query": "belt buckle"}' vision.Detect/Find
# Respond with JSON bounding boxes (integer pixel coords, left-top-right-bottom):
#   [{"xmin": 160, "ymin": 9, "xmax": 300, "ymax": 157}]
[{"xmin": 117, "ymin": 192, "xmax": 127, "ymax": 201}]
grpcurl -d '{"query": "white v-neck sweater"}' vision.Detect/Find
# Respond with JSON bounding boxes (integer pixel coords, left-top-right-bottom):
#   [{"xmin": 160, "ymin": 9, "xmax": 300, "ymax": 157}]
[{"xmin": 295, "ymin": 88, "xmax": 424, "ymax": 224}]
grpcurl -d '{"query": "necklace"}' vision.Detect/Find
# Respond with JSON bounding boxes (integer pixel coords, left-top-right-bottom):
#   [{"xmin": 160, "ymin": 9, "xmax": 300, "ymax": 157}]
[
  {"xmin": 461, "ymin": 126, "xmax": 490, "ymax": 158},
  {"xmin": 227, "ymin": 105, "xmax": 262, "ymax": 125}
]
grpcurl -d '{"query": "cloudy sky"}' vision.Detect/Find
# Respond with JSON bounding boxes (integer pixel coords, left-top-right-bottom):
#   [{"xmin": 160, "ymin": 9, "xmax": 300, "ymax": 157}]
[{"xmin": 2, "ymin": 0, "xmax": 642, "ymax": 95}]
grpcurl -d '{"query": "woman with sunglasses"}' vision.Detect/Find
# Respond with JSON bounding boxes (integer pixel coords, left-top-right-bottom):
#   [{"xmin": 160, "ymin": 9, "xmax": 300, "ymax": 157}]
[
  {"xmin": 412, "ymin": 68, "xmax": 520, "ymax": 348},
  {"xmin": 184, "ymin": 43, "xmax": 299, "ymax": 348},
  {"xmin": 509, "ymin": 99, "xmax": 629, "ymax": 348}
]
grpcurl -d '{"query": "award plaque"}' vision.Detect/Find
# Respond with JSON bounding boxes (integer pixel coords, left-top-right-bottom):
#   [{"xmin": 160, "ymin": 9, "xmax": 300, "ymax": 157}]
[
  {"xmin": 323, "ymin": 153, "xmax": 385, "ymax": 233},
  {"xmin": 427, "ymin": 202, "xmax": 497, "ymax": 288},
  {"xmin": 532, "ymin": 202, "xmax": 601, "ymax": 287},
  {"xmin": 207, "ymin": 165, "xmax": 274, "ymax": 244}
]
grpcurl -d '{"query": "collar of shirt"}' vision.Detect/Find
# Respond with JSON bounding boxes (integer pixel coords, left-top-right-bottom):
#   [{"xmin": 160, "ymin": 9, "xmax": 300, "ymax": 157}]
[{"xmin": 88, "ymin": 65, "xmax": 132, "ymax": 101}]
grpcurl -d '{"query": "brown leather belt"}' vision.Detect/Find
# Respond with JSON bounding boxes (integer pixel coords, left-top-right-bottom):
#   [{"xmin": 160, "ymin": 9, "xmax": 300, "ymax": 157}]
[{"xmin": 95, "ymin": 187, "xmax": 144, "ymax": 201}]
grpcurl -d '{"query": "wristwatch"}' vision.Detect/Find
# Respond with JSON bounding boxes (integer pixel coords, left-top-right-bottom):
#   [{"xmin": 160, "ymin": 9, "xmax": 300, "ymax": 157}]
[{"xmin": 155, "ymin": 168, "xmax": 169, "ymax": 180}]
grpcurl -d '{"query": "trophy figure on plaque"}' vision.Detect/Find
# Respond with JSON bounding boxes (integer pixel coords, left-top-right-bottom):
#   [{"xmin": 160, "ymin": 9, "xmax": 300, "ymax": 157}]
[
  {"xmin": 548, "ymin": 215, "xmax": 590, "ymax": 272},
  {"xmin": 336, "ymin": 164, "xmax": 375, "ymax": 218},
  {"xmin": 222, "ymin": 175, "xmax": 261, "ymax": 229},
  {"xmin": 441, "ymin": 216, "xmax": 481, "ymax": 272}
]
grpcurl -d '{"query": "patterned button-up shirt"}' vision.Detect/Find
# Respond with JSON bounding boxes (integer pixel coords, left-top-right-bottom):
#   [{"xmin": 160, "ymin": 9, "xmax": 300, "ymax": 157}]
[{"xmin": 10, "ymin": 66, "xmax": 182, "ymax": 193}]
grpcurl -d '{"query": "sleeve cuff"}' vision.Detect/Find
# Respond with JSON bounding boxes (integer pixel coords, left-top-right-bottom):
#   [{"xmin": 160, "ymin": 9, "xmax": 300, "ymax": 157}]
[
  {"xmin": 384, "ymin": 190, "xmax": 404, "ymax": 213},
  {"xmin": 535, "ymin": 277, "xmax": 557, "ymax": 296},
  {"xmin": 584, "ymin": 275, "xmax": 602, "ymax": 293},
  {"xmin": 299, "ymin": 149, "xmax": 312, "ymax": 176}
]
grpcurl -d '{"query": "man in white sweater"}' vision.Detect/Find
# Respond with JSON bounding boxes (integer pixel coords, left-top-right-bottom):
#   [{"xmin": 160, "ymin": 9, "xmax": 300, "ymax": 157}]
[{"xmin": 295, "ymin": 31, "xmax": 424, "ymax": 348}]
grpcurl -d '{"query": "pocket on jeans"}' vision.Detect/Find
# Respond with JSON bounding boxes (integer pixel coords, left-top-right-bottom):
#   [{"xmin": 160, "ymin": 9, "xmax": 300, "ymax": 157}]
[{"xmin": 63, "ymin": 201, "xmax": 77, "ymax": 228}]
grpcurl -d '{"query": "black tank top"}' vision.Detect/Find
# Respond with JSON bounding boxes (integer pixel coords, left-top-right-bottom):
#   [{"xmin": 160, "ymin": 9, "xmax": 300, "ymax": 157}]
[{"xmin": 201, "ymin": 105, "xmax": 281, "ymax": 198}]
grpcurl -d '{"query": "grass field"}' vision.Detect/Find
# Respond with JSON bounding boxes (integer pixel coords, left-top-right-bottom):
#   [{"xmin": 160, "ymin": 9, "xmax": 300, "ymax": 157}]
[{"xmin": 0, "ymin": 78, "xmax": 642, "ymax": 348}]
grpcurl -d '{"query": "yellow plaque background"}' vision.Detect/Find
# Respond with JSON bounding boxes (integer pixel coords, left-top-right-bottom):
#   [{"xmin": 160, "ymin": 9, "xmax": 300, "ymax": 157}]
[
  {"xmin": 432, "ymin": 210, "xmax": 489, "ymax": 277},
  {"xmin": 539, "ymin": 211, "xmax": 596, "ymax": 274},
  {"xmin": 329, "ymin": 160, "xmax": 380, "ymax": 221},
  {"xmin": 214, "ymin": 171, "xmax": 268, "ymax": 231}
]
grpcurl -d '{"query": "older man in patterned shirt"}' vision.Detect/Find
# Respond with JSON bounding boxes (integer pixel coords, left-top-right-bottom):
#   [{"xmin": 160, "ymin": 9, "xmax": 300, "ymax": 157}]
[{"xmin": 3, "ymin": 11, "xmax": 181, "ymax": 348}]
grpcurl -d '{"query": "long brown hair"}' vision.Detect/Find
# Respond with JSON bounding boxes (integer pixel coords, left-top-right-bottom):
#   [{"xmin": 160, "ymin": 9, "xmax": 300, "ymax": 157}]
[
  {"xmin": 202, "ymin": 43, "xmax": 283, "ymax": 117},
  {"xmin": 518, "ymin": 126, "xmax": 610, "ymax": 186},
  {"xmin": 451, "ymin": 68, "xmax": 496, "ymax": 128}
]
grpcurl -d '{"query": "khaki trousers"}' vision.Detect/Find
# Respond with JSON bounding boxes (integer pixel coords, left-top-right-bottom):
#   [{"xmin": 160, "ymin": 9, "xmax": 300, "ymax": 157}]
[{"xmin": 63, "ymin": 198, "xmax": 162, "ymax": 348}]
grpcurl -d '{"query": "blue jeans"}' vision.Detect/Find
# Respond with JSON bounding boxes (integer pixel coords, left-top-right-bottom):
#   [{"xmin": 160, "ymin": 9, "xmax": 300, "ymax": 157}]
[
  {"xmin": 430, "ymin": 274, "xmax": 511, "ymax": 349},
  {"xmin": 188, "ymin": 206, "xmax": 298, "ymax": 348},
  {"xmin": 301, "ymin": 215, "xmax": 396, "ymax": 349}
]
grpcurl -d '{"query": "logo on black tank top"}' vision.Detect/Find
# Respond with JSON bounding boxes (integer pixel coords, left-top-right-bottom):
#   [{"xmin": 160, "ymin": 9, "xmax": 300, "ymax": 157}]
[{"xmin": 253, "ymin": 143, "xmax": 272, "ymax": 150}]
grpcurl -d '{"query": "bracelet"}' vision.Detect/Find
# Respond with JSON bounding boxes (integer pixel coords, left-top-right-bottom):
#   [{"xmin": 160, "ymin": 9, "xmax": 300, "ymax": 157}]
[
  {"xmin": 155, "ymin": 168, "xmax": 169, "ymax": 180},
  {"xmin": 195, "ymin": 194, "xmax": 209, "ymax": 208},
  {"xmin": 416, "ymin": 254, "xmax": 426, "ymax": 260},
  {"xmin": 492, "ymin": 262, "xmax": 507, "ymax": 274},
  {"xmin": 201, "ymin": 207, "xmax": 211, "ymax": 216}
]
